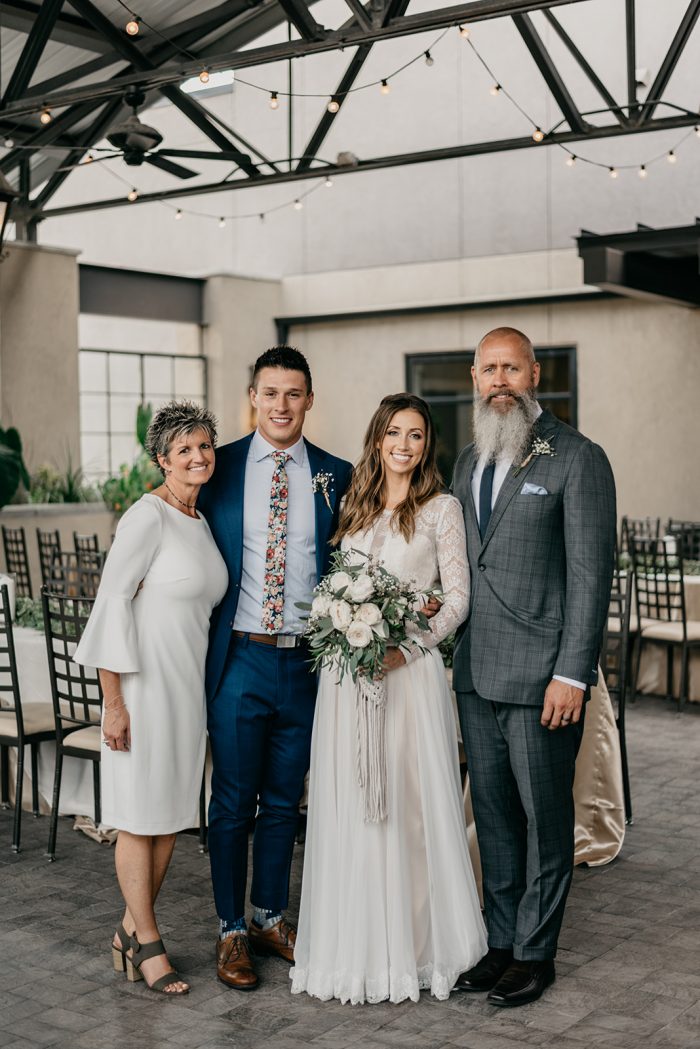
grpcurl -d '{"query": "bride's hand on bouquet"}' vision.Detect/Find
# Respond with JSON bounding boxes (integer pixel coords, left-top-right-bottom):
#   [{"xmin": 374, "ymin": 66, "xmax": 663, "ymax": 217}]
[{"xmin": 381, "ymin": 647, "xmax": 407, "ymax": 673}]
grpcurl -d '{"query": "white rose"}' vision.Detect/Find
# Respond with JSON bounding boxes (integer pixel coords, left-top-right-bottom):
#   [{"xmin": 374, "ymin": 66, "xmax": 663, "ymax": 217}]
[
  {"xmin": 355, "ymin": 602, "xmax": 382, "ymax": 626},
  {"xmin": 346, "ymin": 620, "xmax": 373, "ymax": 648},
  {"xmin": 347, "ymin": 574, "xmax": 374, "ymax": 602},
  {"xmin": 311, "ymin": 593, "xmax": 332, "ymax": 616},
  {"xmin": 329, "ymin": 599, "xmax": 353, "ymax": 631},
  {"xmin": 329, "ymin": 571, "xmax": 352, "ymax": 594}
]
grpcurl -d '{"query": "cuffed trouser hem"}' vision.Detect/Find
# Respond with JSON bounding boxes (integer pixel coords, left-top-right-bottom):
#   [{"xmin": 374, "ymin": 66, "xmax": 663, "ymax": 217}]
[{"xmin": 513, "ymin": 948, "xmax": 557, "ymax": 961}]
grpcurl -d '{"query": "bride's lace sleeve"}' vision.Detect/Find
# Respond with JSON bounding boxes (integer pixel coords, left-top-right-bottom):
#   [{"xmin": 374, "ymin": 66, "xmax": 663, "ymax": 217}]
[{"xmin": 402, "ymin": 496, "xmax": 470, "ymax": 663}]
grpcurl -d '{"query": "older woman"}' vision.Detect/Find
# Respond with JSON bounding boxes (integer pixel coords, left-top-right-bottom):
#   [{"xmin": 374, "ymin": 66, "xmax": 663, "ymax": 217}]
[{"xmin": 75, "ymin": 401, "xmax": 227, "ymax": 995}]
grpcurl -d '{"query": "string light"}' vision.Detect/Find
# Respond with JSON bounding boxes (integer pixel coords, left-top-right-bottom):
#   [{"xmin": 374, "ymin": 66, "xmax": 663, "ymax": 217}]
[
  {"xmin": 4, "ymin": 137, "xmax": 14, "ymax": 148},
  {"xmin": 565, "ymin": 154, "xmax": 576, "ymax": 167},
  {"xmin": 490, "ymin": 84, "xmax": 501, "ymax": 96},
  {"xmin": 269, "ymin": 91, "xmax": 279, "ymax": 110},
  {"xmin": 218, "ymin": 216, "xmax": 226, "ymax": 228},
  {"xmin": 125, "ymin": 16, "xmax": 140, "ymax": 35},
  {"xmin": 293, "ymin": 199, "xmax": 303, "ymax": 210},
  {"xmin": 199, "ymin": 69, "xmax": 210, "ymax": 84},
  {"xmin": 325, "ymin": 177, "xmax": 333, "ymax": 188},
  {"xmin": 424, "ymin": 51, "xmax": 434, "ymax": 67},
  {"xmin": 327, "ymin": 97, "xmax": 340, "ymax": 113},
  {"xmin": 609, "ymin": 167, "xmax": 618, "ymax": 179},
  {"xmin": 459, "ymin": 25, "xmax": 471, "ymax": 38},
  {"xmin": 380, "ymin": 79, "xmax": 390, "ymax": 95},
  {"xmin": 667, "ymin": 150, "xmax": 677, "ymax": 163},
  {"xmin": 696, "ymin": 126, "xmax": 700, "ymax": 138},
  {"xmin": 175, "ymin": 208, "xmax": 183, "ymax": 219},
  {"xmin": 40, "ymin": 108, "xmax": 52, "ymax": 125},
  {"xmin": 127, "ymin": 188, "xmax": 138, "ymax": 201},
  {"xmin": 638, "ymin": 165, "xmax": 648, "ymax": 179},
  {"xmin": 532, "ymin": 127, "xmax": 544, "ymax": 143}
]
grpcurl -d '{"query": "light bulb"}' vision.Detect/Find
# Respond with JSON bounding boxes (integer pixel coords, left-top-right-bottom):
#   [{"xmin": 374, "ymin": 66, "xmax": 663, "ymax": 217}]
[
  {"xmin": 4, "ymin": 137, "xmax": 14, "ymax": 148},
  {"xmin": 609, "ymin": 167, "xmax": 618, "ymax": 179},
  {"xmin": 490, "ymin": 84, "xmax": 501, "ymax": 96},
  {"xmin": 424, "ymin": 51, "xmax": 434, "ymax": 67},
  {"xmin": 125, "ymin": 17, "xmax": 140, "ymax": 35},
  {"xmin": 259, "ymin": 213, "xmax": 265, "ymax": 222},
  {"xmin": 695, "ymin": 125, "xmax": 700, "ymax": 138},
  {"xmin": 269, "ymin": 91, "xmax": 279, "ymax": 110},
  {"xmin": 327, "ymin": 98, "xmax": 340, "ymax": 114},
  {"xmin": 199, "ymin": 69, "xmax": 210, "ymax": 84},
  {"xmin": 127, "ymin": 188, "xmax": 138, "ymax": 201},
  {"xmin": 175, "ymin": 209, "xmax": 183, "ymax": 219},
  {"xmin": 667, "ymin": 150, "xmax": 677, "ymax": 164},
  {"xmin": 459, "ymin": 25, "xmax": 470, "ymax": 38},
  {"xmin": 40, "ymin": 108, "xmax": 52, "ymax": 125},
  {"xmin": 218, "ymin": 217, "xmax": 226, "ymax": 228},
  {"xmin": 294, "ymin": 199, "xmax": 303, "ymax": 210},
  {"xmin": 380, "ymin": 79, "xmax": 390, "ymax": 95},
  {"xmin": 325, "ymin": 177, "xmax": 333, "ymax": 188},
  {"xmin": 638, "ymin": 165, "xmax": 648, "ymax": 179},
  {"xmin": 532, "ymin": 127, "xmax": 544, "ymax": 143},
  {"xmin": 565, "ymin": 154, "xmax": 576, "ymax": 167}
]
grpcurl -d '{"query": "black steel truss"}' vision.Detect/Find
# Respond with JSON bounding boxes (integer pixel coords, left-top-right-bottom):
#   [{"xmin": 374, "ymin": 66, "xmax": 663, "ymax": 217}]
[{"xmin": 1, "ymin": 0, "xmax": 699, "ymax": 226}]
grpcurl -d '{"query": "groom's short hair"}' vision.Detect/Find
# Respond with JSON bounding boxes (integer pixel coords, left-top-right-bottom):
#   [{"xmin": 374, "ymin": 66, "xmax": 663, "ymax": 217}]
[{"xmin": 252, "ymin": 345, "xmax": 313, "ymax": 393}]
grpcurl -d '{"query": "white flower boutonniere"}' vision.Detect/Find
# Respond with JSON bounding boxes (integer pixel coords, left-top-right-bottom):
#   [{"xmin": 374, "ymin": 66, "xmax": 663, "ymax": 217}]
[
  {"xmin": 312, "ymin": 470, "xmax": 334, "ymax": 510},
  {"xmin": 513, "ymin": 436, "xmax": 556, "ymax": 476}
]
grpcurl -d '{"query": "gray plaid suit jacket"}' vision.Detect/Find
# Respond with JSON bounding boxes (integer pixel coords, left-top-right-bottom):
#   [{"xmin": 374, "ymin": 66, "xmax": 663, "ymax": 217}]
[{"xmin": 452, "ymin": 409, "xmax": 617, "ymax": 705}]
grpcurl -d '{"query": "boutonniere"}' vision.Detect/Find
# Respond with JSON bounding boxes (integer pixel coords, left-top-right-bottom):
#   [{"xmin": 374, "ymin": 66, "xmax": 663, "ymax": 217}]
[
  {"xmin": 311, "ymin": 471, "xmax": 334, "ymax": 510},
  {"xmin": 513, "ymin": 436, "xmax": 556, "ymax": 476}
]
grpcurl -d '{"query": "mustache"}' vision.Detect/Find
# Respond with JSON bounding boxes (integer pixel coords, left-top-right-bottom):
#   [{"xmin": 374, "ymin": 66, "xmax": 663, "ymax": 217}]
[{"xmin": 486, "ymin": 389, "xmax": 521, "ymax": 403}]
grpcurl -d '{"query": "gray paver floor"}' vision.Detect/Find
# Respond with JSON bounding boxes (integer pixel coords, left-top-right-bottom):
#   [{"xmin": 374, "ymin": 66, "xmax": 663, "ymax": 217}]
[{"xmin": 1, "ymin": 695, "xmax": 700, "ymax": 1049}]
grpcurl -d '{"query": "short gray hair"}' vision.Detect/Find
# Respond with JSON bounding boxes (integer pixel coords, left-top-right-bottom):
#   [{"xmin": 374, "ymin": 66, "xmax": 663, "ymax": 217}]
[
  {"xmin": 474, "ymin": 327, "xmax": 535, "ymax": 367},
  {"xmin": 145, "ymin": 400, "xmax": 218, "ymax": 475}
]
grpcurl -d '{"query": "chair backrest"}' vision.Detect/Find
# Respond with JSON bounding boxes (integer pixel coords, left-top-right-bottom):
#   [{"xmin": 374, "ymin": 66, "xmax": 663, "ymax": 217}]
[
  {"xmin": 46, "ymin": 550, "xmax": 105, "ymax": 599},
  {"xmin": 41, "ymin": 587, "xmax": 101, "ymax": 743},
  {"xmin": 0, "ymin": 584, "xmax": 22, "ymax": 734},
  {"xmin": 667, "ymin": 520, "xmax": 700, "ymax": 562},
  {"xmin": 630, "ymin": 536, "xmax": 687, "ymax": 638},
  {"xmin": 600, "ymin": 547, "xmax": 632, "ymax": 711},
  {"xmin": 36, "ymin": 528, "xmax": 62, "ymax": 586},
  {"xmin": 73, "ymin": 532, "xmax": 100, "ymax": 555},
  {"xmin": 1, "ymin": 526, "xmax": 33, "ymax": 599},
  {"xmin": 620, "ymin": 516, "xmax": 661, "ymax": 555}
]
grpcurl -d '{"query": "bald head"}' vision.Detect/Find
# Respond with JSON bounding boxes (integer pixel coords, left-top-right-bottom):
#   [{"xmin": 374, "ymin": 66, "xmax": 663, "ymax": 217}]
[{"xmin": 475, "ymin": 327, "xmax": 535, "ymax": 367}]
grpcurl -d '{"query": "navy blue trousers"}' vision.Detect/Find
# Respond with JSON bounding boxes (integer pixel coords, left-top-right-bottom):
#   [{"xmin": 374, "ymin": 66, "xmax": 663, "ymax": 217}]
[{"xmin": 207, "ymin": 635, "xmax": 317, "ymax": 923}]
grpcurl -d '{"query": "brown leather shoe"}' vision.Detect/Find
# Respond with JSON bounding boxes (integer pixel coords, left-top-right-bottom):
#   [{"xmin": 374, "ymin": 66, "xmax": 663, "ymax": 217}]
[
  {"xmin": 216, "ymin": 933, "xmax": 259, "ymax": 991},
  {"xmin": 247, "ymin": 918, "xmax": 296, "ymax": 963}
]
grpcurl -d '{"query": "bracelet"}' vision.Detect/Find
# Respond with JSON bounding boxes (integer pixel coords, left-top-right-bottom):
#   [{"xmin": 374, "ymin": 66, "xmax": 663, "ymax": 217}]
[{"xmin": 104, "ymin": 694, "xmax": 125, "ymax": 712}]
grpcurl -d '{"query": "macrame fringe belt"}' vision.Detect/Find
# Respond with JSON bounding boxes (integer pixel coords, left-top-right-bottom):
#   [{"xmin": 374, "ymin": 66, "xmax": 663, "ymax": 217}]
[{"xmin": 355, "ymin": 675, "xmax": 388, "ymax": 823}]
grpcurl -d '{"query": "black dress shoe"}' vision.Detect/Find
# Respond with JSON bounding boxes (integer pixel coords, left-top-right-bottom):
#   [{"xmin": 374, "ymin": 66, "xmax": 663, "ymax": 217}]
[
  {"xmin": 487, "ymin": 959, "xmax": 555, "ymax": 1007},
  {"xmin": 455, "ymin": 948, "xmax": 514, "ymax": 992}
]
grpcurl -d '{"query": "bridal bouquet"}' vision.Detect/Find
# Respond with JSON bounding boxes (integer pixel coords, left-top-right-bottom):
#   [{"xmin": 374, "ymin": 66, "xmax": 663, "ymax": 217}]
[
  {"xmin": 298, "ymin": 549, "xmax": 435, "ymax": 824},
  {"xmin": 298, "ymin": 548, "xmax": 432, "ymax": 683}
]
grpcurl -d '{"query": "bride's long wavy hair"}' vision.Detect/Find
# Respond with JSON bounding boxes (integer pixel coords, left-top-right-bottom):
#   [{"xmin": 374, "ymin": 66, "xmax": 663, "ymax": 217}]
[{"xmin": 334, "ymin": 393, "xmax": 444, "ymax": 544}]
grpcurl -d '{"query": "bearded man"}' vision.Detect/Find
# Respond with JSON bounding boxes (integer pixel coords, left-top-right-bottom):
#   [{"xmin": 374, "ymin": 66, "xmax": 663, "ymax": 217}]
[{"xmin": 451, "ymin": 327, "xmax": 616, "ymax": 1007}]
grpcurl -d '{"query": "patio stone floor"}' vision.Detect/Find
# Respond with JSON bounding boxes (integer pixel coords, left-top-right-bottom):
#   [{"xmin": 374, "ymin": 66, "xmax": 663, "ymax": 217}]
[{"xmin": 1, "ymin": 693, "xmax": 700, "ymax": 1049}]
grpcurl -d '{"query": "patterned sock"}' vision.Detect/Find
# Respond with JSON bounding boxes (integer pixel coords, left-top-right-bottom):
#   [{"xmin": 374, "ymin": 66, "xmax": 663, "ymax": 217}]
[
  {"xmin": 252, "ymin": 906, "xmax": 282, "ymax": 930},
  {"xmin": 219, "ymin": 916, "xmax": 247, "ymax": 940}
]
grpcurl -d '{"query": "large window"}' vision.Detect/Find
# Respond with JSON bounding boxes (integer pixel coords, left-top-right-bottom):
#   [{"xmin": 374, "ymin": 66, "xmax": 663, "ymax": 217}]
[
  {"xmin": 407, "ymin": 347, "xmax": 577, "ymax": 483},
  {"xmin": 79, "ymin": 349, "xmax": 207, "ymax": 479}
]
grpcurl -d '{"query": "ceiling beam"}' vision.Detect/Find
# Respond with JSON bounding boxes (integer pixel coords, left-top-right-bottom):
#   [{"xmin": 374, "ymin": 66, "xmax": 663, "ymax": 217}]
[
  {"xmin": 1, "ymin": 0, "xmax": 66, "ymax": 107},
  {"xmin": 0, "ymin": 0, "xmax": 591, "ymax": 121},
  {"xmin": 511, "ymin": 12, "xmax": 586, "ymax": 132},
  {"xmin": 341, "ymin": 0, "xmax": 373, "ymax": 32},
  {"xmin": 275, "ymin": 0, "xmax": 327, "ymax": 40},
  {"xmin": 0, "ymin": 0, "xmax": 110, "ymax": 52},
  {"xmin": 541, "ymin": 10, "xmax": 624, "ymax": 125},
  {"xmin": 296, "ymin": 45, "xmax": 373, "ymax": 170},
  {"xmin": 625, "ymin": 0, "xmax": 637, "ymax": 115},
  {"xmin": 637, "ymin": 0, "xmax": 700, "ymax": 124},
  {"xmin": 35, "ymin": 110, "xmax": 700, "ymax": 220}
]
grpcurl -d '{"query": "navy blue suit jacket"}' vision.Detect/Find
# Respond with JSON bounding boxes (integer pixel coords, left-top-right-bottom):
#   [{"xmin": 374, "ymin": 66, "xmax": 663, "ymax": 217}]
[{"xmin": 198, "ymin": 432, "xmax": 353, "ymax": 701}]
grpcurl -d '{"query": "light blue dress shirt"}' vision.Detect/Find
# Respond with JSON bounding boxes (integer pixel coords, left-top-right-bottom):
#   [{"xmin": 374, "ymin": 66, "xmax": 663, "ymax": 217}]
[{"xmin": 233, "ymin": 430, "xmax": 316, "ymax": 636}]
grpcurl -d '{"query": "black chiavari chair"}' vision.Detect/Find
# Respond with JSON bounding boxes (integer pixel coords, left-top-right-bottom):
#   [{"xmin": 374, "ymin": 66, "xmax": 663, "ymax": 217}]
[
  {"xmin": 73, "ymin": 532, "xmax": 101, "ymax": 556},
  {"xmin": 601, "ymin": 554, "xmax": 634, "ymax": 823},
  {"xmin": 47, "ymin": 550, "xmax": 105, "ymax": 600},
  {"xmin": 42, "ymin": 588, "xmax": 102, "ymax": 860},
  {"xmin": 667, "ymin": 520, "xmax": 700, "ymax": 562},
  {"xmin": 1, "ymin": 526, "xmax": 33, "ymax": 599},
  {"xmin": 36, "ymin": 528, "xmax": 62, "ymax": 587},
  {"xmin": 620, "ymin": 516, "xmax": 660, "ymax": 556}
]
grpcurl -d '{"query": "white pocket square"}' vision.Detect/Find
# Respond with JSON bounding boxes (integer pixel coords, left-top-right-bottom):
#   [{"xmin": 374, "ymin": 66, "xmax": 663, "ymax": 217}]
[{"xmin": 521, "ymin": 482, "xmax": 548, "ymax": 496}]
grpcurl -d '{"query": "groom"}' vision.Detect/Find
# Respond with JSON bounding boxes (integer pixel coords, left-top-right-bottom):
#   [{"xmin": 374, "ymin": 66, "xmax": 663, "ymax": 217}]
[
  {"xmin": 198, "ymin": 346, "xmax": 353, "ymax": 990},
  {"xmin": 452, "ymin": 327, "xmax": 616, "ymax": 1007}
]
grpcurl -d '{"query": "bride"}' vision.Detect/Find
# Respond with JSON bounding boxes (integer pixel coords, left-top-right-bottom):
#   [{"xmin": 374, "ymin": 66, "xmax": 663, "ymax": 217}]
[{"xmin": 291, "ymin": 393, "xmax": 486, "ymax": 1005}]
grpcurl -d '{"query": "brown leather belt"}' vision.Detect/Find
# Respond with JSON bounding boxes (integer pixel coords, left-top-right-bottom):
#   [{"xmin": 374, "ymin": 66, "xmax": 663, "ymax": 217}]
[{"xmin": 232, "ymin": 630, "xmax": 305, "ymax": 649}]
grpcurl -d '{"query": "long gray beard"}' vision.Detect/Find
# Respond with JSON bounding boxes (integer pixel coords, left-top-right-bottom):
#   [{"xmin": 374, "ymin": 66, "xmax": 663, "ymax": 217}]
[{"xmin": 473, "ymin": 388, "xmax": 540, "ymax": 465}]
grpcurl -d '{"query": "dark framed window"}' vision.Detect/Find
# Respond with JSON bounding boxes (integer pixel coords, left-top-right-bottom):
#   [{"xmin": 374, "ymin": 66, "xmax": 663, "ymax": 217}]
[
  {"xmin": 406, "ymin": 346, "xmax": 577, "ymax": 483},
  {"xmin": 79, "ymin": 349, "xmax": 207, "ymax": 479}
]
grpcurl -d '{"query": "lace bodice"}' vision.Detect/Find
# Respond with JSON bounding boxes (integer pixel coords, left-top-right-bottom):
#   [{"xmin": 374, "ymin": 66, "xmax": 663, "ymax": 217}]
[{"xmin": 340, "ymin": 494, "xmax": 469, "ymax": 661}]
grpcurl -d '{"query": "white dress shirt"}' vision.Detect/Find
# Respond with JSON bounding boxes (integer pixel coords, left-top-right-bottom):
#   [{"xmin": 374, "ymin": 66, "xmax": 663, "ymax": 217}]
[
  {"xmin": 233, "ymin": 430, "xmax": 316, "ymax": 635},
  {"xmin": 470, "ymin": 404, "xmax": 586, "ymax": 694}
]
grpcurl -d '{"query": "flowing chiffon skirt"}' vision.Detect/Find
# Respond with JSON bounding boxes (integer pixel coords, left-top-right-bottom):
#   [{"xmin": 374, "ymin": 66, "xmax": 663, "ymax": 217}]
[{"xmin": 291, "ymin": 649, "xmax": 487, "ymax": 1005}]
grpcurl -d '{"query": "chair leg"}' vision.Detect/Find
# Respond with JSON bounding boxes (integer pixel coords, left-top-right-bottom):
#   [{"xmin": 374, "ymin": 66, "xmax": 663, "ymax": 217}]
[
  {"xmin": 0, "ymin": 744, "xmax": 9, "ymax": 808},
  {"xmin": 198, "ymin": 774, "xmax": 207, "ymax": 854},
  {"xmin": 47, "ymin": 750, "xmax": 63, "ymax": 862},
  {"xmin": 93, "ymin": 761, "xmax": 101, "ymax": 828},
  {"xmin": 678, "ymin": 644, "xmax": 689, "ymax": 715},
  {"xmin": 630, "ymin": 633, "xmax": 643, "ymax": 705},
  {"xmin": 666, "ymin": 644, "xmax": 674, "ymax": 704},
  {"xmin": 12, "ymin": 745, "xmax": 24, "ymax": 853},
  {"xmin": 617, "ymin": 702, "xmax": 633, "ymax": 825},
  {"xmin": 30, "ymin": 744, "xmax": 40, "ymax": 817}
]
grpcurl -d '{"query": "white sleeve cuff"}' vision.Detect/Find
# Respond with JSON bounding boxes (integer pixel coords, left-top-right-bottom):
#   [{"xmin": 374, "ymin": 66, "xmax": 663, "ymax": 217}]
[{"xmin": 553, "ymin": 674, "xmax": 587, "ymax": 692}]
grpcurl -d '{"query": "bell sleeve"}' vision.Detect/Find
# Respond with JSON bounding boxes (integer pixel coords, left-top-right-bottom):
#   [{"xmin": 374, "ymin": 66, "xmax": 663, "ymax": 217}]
[{"xmin": 74, "ymin": 498, "xmax": 163, "ymax": 673}]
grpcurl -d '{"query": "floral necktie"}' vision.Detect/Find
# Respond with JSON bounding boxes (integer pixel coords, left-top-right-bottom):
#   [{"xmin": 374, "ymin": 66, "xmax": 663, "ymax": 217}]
[{"xmin": 261, "ymin": 451, "xmax": 290, "ymax": 633}]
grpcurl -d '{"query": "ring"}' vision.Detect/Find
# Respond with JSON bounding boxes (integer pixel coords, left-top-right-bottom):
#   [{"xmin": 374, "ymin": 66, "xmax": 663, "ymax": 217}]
[{"xmin": 561, "ymin": 716, "xmax": 571, "ymax": 723}]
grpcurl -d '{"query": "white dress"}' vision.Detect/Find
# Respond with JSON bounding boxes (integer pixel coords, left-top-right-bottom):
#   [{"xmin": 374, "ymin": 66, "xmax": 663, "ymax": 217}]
[
  {"xmin": 291, "ymin": 494, "xmax": 487, "ymax": 1005},
  {"xmin": 74, "ymin": 494, "xmax": 228, "ymax": 835}
]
